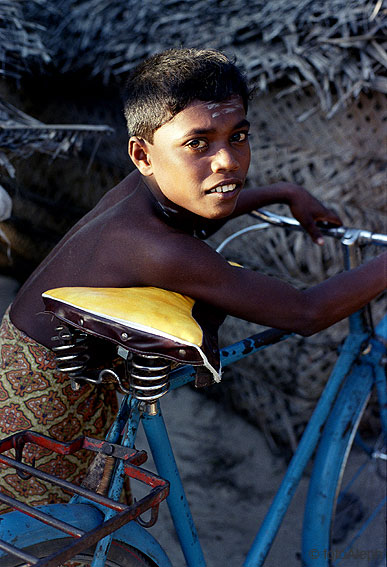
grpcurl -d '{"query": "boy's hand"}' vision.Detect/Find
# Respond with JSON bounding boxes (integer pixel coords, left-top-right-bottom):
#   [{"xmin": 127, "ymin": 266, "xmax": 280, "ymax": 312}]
[
  {"xmin": 284, "ymin": 183, "xmax": 342, "ymax": 245},
  {"xmin": 232, "ymin": 181, "xmax": 342, "ymax": 243}
]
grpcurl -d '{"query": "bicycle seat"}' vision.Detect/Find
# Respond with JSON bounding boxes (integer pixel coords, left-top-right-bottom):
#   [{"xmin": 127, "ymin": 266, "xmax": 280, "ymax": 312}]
[{"xmin": 42, "ymin": 286, "xmax": 222, "ymax": 387}]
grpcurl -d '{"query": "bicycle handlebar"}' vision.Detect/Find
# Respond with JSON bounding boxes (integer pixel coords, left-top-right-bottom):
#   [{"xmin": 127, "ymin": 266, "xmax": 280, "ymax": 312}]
[
  {"xmin": 216, "ymin": 209, "xmax": 387, "ymax": 254},
  {"xmin": 250, "ymin": 209, "xmax": 387, "ymax": 247}
]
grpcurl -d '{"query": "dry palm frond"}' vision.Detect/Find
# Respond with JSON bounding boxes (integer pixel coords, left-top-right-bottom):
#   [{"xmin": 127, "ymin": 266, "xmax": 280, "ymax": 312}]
[
  {"xmin": 36, "ymin": 0, "xmax": 387, "ymax": 115},
  {"xmin": 0, "ymin": 100, "xmax": 113, "ymax": 177},
  {"xmin": 0, "ymin": 0, "xmax": 51, "ymax": 80}
]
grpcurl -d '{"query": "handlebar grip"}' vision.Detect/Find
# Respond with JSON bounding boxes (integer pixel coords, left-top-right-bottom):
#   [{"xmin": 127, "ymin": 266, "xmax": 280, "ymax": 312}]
[{"xmin": 250, "ymin": 210, "xmax": 387, "ymax": 247}]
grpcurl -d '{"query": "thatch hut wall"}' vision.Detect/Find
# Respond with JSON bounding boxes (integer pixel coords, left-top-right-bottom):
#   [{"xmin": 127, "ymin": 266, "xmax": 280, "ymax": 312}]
[{"xmin": 248, "ymin": 89, "xmax": 386, "ymax": 213}]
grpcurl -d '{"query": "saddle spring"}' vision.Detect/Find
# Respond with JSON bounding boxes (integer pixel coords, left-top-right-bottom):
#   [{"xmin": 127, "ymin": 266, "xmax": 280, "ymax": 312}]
[
  {"xmin": 51, "ymin": 324, "xmax": 90, "ymax": 389},
  {"xmin": 129, "ymin": 354, "xmax": 171, "ymax": 403},
  {"xmin": 51, "ymin": 325, "xmax": 172, "ymax": 402}
]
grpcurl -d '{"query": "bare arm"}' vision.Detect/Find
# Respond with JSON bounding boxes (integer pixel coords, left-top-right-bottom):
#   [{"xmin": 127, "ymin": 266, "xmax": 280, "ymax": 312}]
[{"xmin": 136, "ymin": 234, "xmax": 386, "ymax": 336}]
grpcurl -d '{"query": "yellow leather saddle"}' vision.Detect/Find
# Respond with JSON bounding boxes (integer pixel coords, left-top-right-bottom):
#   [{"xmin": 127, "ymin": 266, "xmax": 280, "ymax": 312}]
[{"xmin": 42, "ymin": 286, "xmax": 222, "ymax": 387}]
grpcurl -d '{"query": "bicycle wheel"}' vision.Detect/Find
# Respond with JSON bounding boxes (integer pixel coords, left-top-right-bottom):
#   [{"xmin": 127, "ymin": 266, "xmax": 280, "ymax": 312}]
[
  {"xmin": 4, "ymin": 537, "xmax": 157, "ymax": 567},
  {"xmin": 302, "ymin": 360, "xmax": 386, "ymax": 567}
]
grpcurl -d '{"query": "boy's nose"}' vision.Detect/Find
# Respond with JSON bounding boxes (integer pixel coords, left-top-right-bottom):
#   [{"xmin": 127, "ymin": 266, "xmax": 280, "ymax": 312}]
[{"xmin": 211, "ymin": 148, "xmax": 239, "ymax": 173}]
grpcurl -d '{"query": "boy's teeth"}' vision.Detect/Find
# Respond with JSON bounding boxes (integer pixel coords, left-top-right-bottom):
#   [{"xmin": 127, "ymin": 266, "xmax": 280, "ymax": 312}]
[{"xmin": 209, "ymin": 184, "xmax": 236, "ymax": 194}]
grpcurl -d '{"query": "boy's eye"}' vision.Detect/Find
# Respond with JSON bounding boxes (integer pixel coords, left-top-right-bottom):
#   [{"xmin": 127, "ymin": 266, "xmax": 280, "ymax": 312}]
[
  {"xmin": 231, "ymin": 131, "xmax": 248, "ymax": 143},
  {"xmin": 186, "ymin": 139, "xmax": 207, "ymax": 150}
]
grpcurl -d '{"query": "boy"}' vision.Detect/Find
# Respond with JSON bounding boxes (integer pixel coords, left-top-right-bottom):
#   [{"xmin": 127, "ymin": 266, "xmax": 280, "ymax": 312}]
[{"xmin": 1, "ymin": 48, "xmax": 386, "ymax": 506}]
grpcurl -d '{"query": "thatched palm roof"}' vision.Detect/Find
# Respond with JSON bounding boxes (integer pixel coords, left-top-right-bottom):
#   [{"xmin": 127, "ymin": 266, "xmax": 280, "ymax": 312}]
[
  {"xmin": 2, "ymin": 0, "xmax": 385, "ymax": 163},
  {"xmin": 0, "ymin": 0, "xmax": 112, "ymax": 170},
  {"xmin": 0, "ymin": 0, "xmax": 51, "ymax": 80},
  {"xmin": 34, "ymin": 0, "xmax": 386, "ymax": 115},
  {"xmin": 0, "ymin": 100, "xmax": 113, "ymax": 178}
]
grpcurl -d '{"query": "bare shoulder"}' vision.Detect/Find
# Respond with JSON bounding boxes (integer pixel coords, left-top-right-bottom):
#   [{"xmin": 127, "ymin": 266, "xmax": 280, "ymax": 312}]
[
  {"xmin": 135, "ymin": 228, "xmax": 233, "ymax": 290},
  {"xmin": 94, "ymin": 170, "xmax": 142, "ymax": 209}
]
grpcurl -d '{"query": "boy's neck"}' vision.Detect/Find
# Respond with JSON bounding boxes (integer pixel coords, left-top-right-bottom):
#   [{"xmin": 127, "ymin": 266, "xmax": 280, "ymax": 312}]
[{"xmin": 142, "ymin": 175, "xmax": 211, "ymax": 239}]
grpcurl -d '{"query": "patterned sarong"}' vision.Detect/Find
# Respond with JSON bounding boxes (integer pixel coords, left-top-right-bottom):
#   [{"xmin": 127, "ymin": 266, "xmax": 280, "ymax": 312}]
[{"xmin": 0, "ymin": 307, "xmax": 119, "ymax": 511}]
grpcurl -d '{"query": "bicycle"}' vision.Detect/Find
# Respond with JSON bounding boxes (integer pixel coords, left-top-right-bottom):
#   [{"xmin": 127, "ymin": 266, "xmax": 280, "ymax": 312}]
[{"xmin": 0, "ymin": 209, "xmax": 385, "ymax": 567}]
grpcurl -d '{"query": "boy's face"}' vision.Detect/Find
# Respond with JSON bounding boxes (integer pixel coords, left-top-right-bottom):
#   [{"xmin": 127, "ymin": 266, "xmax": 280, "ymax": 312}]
[{"xmin": 132, "ymin": 96, "xmax": 251, "ymax": 219}]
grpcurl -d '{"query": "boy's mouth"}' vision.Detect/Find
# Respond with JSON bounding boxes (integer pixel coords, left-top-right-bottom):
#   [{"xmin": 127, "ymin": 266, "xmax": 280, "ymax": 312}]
[{"xmin": 207, "ymin": 183, "xmax": 237, "ymax": 194}]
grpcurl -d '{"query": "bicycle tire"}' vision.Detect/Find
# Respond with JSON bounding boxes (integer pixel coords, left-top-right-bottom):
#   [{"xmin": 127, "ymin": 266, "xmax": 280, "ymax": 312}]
[
  {"xmin": 3, "ymin": 537, "xmax": 157, "ymax": 567},
  {"xmin": 301, "ymin": 359, "xmax": 386, "ymax": 566}
]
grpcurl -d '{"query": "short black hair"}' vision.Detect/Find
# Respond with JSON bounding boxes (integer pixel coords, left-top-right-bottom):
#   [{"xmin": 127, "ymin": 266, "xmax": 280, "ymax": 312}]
[{"xmin": 123, "ymin": 48, "xmax": 250, "ymax": 142}]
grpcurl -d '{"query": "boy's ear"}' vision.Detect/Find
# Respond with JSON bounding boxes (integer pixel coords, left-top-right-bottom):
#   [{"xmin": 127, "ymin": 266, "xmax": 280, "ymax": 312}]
[{"xmin": 128, "ymin": 137, "xmax": 153, "ymax": 176}]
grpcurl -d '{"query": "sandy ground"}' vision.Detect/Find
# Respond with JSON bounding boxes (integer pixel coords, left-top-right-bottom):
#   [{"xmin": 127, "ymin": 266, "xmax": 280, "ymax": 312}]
[
  {"xmin": 0, "ymin": 276, "xmax": 385, "ymax": 566},
  {"xmin": 137, "ymin": 387, "xmax": 386, "ymax": 567}
]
